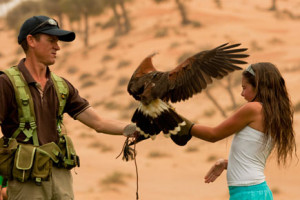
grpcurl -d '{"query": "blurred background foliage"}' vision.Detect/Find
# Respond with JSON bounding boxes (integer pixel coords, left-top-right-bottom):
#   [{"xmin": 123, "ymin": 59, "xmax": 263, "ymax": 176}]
[
  {"xmin": 0, "ymin": 0, "xmax": 287, "ymax": 119},
  {"xmin": 0, "ymin": 0, "xmax": 281, "ymax": 48}
]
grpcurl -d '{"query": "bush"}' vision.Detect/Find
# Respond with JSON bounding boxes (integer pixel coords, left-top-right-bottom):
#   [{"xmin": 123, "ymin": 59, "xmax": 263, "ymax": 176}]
[
  {"xmin": 101, "ymin": 54, "xmax": 114, "ymax": 62},
  {"xmin": 148, "ymin": 151, "xmax": 170, "ymax": 158},
  {"xmin": 155, "ymin": 27, "xmax": 168, "ymax": 38},
  {"xmin": 67, "ymin": 65, "xmax": 78, "ymax": 74},
  {"xmin": 107, "ymin": 39, "xmax": 118, "ymax": 49},
  {"xmin": 117, "ymin": 60, "xmax": 131, "ymax": 69},
  {"xmin": 101, "ymin": 171, "xmax": 127, "ymax": 185},
  {"xmin": 81, "ymin": 80, "xmax": 96, "ymax": 89},
  {"xmin": 79, "ymin": 73, "xmax": 92, "ymax": 81}
]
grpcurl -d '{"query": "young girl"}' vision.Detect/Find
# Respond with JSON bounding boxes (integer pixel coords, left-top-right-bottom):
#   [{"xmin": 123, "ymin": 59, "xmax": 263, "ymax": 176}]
[{"xmin": 183, "ymin": 62, "xmax": 297, "ymax": 199}]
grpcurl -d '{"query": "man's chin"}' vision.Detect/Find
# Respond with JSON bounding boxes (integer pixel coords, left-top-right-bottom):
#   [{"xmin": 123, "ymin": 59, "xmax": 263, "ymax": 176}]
[{"xmin": 47, "ymin": 61, "xmax": 56, "ymax": 66}]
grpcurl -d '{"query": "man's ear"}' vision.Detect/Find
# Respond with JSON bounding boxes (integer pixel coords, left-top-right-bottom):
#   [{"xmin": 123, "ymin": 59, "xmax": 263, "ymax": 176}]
[{"xmin": 26, "ymin": 35, "xmax": 35, "ymax": 47}]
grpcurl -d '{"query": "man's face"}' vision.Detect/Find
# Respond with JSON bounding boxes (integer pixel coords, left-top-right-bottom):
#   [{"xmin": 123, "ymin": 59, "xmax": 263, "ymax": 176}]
[{"xmin": 31, "ymin": 34, "xmax": 60, "ymax": 66}]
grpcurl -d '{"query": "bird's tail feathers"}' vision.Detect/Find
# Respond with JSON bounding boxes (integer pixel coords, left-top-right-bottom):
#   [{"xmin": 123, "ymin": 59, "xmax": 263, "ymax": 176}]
[{"xmin": 131, "ymin": 100, "xmax": 188, "ymax": 145}]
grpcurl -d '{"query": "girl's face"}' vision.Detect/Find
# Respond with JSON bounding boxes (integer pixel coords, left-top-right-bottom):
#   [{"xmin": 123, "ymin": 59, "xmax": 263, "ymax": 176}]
[{"xmin": 241, "ymin": 76, "xmax": 256, "ymax": 102}]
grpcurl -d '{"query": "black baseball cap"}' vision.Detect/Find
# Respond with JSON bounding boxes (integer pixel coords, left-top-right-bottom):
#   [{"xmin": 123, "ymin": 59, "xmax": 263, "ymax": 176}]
[{"xmin": 18, "ymin": 15, "xmax": 75, "ymax": 44}]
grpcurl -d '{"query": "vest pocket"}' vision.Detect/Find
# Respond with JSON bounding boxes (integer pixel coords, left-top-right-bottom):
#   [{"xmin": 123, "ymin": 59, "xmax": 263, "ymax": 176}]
[
  {"xmin": 31, "ymin": 142, "xmax": 61, "ymax": 184},
  {"xmin": 0, "ymin": 137, "xmax": 18, "ymax": 179},
  {"xmin": 12, "ymin": 144, "xmax": 35, "ymax": 182}
]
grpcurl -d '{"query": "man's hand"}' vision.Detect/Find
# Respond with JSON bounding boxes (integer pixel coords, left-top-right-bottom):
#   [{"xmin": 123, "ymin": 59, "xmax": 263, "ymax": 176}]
[{"xmin": 204, "ymin": 159, "xmax": 228, "ymax": 183}]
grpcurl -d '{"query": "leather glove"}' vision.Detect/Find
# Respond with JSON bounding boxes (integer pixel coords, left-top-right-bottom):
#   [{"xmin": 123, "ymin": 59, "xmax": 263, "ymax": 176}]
[
  {"xmin": 123, "ymin": 123, "xmax": 137, "ymax": 137},
  {"xmin": 170, "ymin": 115, "xmax": 194, "ymax": 146}
]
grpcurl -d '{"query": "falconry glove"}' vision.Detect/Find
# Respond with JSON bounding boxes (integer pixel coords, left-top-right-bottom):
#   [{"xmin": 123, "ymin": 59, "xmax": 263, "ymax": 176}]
[
  {"xmin": 123, "ymin": 123, "xmax": 137, "ymax": 137},
  {"xmin": 170, "ymin": 115, "xmax": 194, "ymax": 146}
]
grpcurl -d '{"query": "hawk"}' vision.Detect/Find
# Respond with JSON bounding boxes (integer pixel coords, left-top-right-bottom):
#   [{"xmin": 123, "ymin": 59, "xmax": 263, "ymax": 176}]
[{"xmin": 128, "ymin": 43, "xmax": 248, "ymax": 146}]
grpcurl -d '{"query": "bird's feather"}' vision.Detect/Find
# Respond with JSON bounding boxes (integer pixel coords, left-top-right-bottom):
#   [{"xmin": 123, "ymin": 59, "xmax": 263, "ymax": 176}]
[{"xmin": 127, "ymin": 43, "xmax": 248, "ymax": 146}]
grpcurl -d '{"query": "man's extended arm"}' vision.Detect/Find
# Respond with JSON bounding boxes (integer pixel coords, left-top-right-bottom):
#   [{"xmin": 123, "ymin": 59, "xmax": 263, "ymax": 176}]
[{"xmin": 76, "ymin": 107, "xmax": 131, "ymax": 136}]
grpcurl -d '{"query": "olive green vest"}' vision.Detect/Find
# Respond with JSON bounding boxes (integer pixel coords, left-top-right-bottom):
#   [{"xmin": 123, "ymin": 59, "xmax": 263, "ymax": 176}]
[{"xmin": 2, "ymin": 66, "xmax": 69, "ymax": 146}]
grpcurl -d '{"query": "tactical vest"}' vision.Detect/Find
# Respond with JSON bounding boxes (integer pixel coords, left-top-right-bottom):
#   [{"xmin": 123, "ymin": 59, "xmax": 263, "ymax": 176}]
[
  {"xmin": 2, "ymin": 66, "xmax": 68, "ymax": 146},
  {"xmin": 0, "ymin": 66, "xmax": 79, "ymax": 184}
]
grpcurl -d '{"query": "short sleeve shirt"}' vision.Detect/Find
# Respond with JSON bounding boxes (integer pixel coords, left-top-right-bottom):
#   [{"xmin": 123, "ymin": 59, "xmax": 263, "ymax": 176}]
[{"xmin": 0, "ymin": 59, "xmax": 90, "ymax": 145}]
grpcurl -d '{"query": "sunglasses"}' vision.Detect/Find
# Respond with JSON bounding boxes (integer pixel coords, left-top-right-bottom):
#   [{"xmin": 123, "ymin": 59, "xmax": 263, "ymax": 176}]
[{"xmin": 28, "ymin": 18, "xmax": 59, "ymax": 35}]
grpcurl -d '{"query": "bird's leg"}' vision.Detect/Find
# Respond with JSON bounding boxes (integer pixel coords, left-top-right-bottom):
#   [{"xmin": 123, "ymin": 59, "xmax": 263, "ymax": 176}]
[{"xmin": 116, "ymin": 132, "xmax": 138, "ymax": 161}]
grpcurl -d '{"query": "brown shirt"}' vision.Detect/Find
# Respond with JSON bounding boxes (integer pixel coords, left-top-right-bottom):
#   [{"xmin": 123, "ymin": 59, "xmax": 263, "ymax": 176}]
[{"xmin": 0, "ymin": 59, "xmax": 90, "ymax": 145}]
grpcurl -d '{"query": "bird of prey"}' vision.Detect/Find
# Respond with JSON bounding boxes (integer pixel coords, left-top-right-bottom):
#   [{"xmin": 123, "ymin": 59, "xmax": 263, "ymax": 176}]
[{"xmin": 128, "ymin": 43, "xmax": 248, "ymax": 146}]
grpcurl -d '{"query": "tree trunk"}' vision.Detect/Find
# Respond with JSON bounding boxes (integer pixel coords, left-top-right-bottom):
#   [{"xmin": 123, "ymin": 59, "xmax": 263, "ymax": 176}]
[
  {"xmin": 57, "ymin": 13, "xmax": 63, "ymax": 29},
  {"xmin": 226, "ymin": 76, "xmax": 237, "ymax": 110},
  {"xmin": 84, "ymin": 11, "xmax": 89, "ymax": 47},
  {"xmin": 174, "ymin": 0, "xmax": 190, "ymax": 25},
  {"xmin": 119, "ymin": 0, "xmax": 131, "ymax": 33},
  {"xmin": 205, "ymin": 89, "xmax": 227, "ymax": 118},
  {"xmin": 111, "ymin": 2, "xmax": 123, "ymax": 36},
  {"xmin": 270, "ymin": 0, "xmax": 277, "ymax": 11},
  {"xmin": 214, "ymin": 0, "xmax": 222, "ymax": 9}
]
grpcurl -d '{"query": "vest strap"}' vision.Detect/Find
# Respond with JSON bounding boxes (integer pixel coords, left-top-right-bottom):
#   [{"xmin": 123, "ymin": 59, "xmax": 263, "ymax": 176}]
[
  {"xmin": 2, "ymin": 66, "xmax": 69, "ymax": 146},
  {"xmin": 50, "ymin": 73, "xmax": 69, "ymax": 134},
  {"xmin": 4, "ymin": 67, "xmax": 38, "ymax": 146}
]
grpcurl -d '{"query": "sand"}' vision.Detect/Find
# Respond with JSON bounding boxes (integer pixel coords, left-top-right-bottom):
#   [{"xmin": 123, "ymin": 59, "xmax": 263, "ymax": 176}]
[{"xmin": 0, "ymin": 0, "xmax": 299, "ymax": 199}]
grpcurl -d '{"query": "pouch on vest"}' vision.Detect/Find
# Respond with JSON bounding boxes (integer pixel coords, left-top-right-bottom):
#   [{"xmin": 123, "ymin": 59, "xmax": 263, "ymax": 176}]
[
  {"xmin": 58, "ymin": 135, "xmax": 80, "ymax": 170},
  {"xmin": 0, "ymin": 137, "xmax": 18, "ymax": 179},
  {"xmin": 31, "ymin": 142, "xmax": 62, "ymax": 185},
  {"xmin": 12, "ymin": 144, "xmax": 36, "ymax": 182}
]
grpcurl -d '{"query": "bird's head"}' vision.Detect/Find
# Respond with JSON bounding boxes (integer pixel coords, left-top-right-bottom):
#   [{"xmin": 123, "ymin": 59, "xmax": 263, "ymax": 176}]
[{"xmin": 133, "ymin": 52, "xmax": 158, "ymax": 78}]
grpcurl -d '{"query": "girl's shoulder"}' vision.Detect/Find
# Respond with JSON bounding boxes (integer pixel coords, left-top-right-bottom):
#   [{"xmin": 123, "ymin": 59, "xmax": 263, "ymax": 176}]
[
  {"xmin": 240, "ymin": 102, "xmax": 262, "ymax": 116},
  {"xmin": 244, "ymin": 101, "xmax": 262, "ymax": 109}
]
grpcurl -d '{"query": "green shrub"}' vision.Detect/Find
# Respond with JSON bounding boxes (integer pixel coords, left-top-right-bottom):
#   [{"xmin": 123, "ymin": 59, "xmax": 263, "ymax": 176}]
[
  {"xmin": 155, "ymin": 27, "xmax": 168, "ymax": 38},
  {"xmin": 102, "ymin": 54, "xmax": 114, "ymax": 62},
  {"xmin": 67, "ymin": 66, "xmax": 78, "ymax": 74},
  {"xmin": 81, "ymin": 80, "xmax": 96, "ymax": 89},
  {"xmin": 117, "ymin": 60, "xmax": 131, "ymax": 69},
  {"xmin": 101, "ymin": 171, "xmax": 127, "ymax": 185},
  {"xmin": 148, "ymin": 151, "xmax": 170, "ymax": 158}
]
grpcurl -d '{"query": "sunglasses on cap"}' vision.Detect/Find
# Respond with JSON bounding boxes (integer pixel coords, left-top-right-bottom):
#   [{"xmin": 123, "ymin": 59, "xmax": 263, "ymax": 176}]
[{"xmin": 28, "ymin": 18, "xmax": 59, "ymax": 35}]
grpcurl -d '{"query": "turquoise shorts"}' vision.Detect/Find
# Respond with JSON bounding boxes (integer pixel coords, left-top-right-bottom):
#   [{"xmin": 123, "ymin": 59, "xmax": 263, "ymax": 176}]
[
  {"xmin": 0, "ymin": 176, "xmax": 7, "ymax": 188},
  {"xmin": 228, "ymin": 181, "xmax": 273, "ymax": 200}
]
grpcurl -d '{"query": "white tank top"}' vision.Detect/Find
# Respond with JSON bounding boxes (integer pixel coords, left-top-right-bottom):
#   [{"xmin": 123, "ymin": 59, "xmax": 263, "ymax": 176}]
[{"xmin": 227, "ymin": 126, "xmax": 273, "ymax": 186}]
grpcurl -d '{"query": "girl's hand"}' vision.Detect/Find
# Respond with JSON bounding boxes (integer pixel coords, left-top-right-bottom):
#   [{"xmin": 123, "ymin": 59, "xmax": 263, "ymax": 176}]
[{"xmin": 204, "ymin": 159, "xmax": 227, "ymax": 183}]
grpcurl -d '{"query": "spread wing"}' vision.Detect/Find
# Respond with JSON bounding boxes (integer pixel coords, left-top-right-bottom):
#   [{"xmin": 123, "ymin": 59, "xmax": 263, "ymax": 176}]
[{"xmin": 164, "ymin": 43, "xmax": 249, "ymax": 103}]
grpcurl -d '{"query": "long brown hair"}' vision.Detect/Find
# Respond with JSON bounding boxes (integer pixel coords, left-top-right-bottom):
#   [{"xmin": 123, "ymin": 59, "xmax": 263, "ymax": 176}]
[{"xmin": 243, "ymin": 62, "xmax": 297, "ymax": 165}]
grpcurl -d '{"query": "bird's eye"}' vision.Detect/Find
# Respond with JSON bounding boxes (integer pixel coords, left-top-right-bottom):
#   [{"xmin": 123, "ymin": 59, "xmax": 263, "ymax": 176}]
[
  {"xmin": 152, "ymin": 73, "xmax": 158, "ymax": 78},
  {"xmin": 136, "ymin": 86, "xmax": 144, "ymax": 95}
]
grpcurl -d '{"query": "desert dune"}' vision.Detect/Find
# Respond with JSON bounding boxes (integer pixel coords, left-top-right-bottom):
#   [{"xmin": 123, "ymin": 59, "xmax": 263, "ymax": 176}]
[{"xmin": 0, "ymin": 0, "xmax": 300, "ymax": 199}]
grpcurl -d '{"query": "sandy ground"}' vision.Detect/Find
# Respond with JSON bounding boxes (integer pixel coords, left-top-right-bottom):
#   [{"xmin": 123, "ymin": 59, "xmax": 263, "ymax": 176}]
[{"xmin": 0, "ymin": 0, "xmax": 300, "ymax": 199}]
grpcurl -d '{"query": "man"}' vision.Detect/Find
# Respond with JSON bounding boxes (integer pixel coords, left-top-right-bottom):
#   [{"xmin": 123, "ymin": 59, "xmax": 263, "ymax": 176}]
[{"xmin": 0, "ymin": 15, "xmax": 135, "ymax": 199}]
